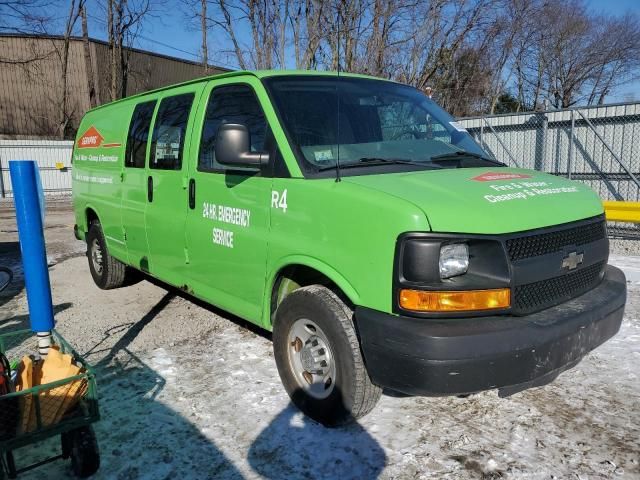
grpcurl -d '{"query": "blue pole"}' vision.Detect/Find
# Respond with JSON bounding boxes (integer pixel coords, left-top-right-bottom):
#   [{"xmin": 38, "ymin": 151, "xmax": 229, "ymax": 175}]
[{"xmin": 9, "ymin": 160, "xmax": 55, "ymax": 340}]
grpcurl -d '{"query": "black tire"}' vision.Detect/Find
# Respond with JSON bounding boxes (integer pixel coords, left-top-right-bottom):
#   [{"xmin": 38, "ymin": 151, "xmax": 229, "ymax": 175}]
[
  {"xmin": 86, "ymin": 221, "xmax": 127, "ymax": 289},
  {"xmin": 273, "ymin": 285, "xmax": 382, "ymax": 427},
  {"xmin": 69, "ymin": 426, "xmax": 100, "ymax": 478}
]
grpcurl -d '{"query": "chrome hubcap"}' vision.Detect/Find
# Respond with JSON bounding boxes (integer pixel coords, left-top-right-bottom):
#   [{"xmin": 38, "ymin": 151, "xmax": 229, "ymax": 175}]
[
  {"xmin": 287, "ymin": 319, "xmax": 336, "ymax": 399},
  {"xmin": 91, "ymin": 238, "xmax": 103, "ymax": 275}
]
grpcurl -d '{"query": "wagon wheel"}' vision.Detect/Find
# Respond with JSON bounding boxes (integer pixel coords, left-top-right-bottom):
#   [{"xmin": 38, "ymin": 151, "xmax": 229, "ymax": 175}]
[
  {"xmin": 67, "ymin": 426, "xmax": 100, "ymax": 478},
  {"xmin": 1, "ymin": 451, "xmax": 16, "ymax": 480}
]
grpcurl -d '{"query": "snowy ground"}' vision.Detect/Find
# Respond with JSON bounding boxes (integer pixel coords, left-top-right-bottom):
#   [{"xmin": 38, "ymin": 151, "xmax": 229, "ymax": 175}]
[{"xmin": 0, "ymin": 203, "xmax": 639, "ymax": 479}]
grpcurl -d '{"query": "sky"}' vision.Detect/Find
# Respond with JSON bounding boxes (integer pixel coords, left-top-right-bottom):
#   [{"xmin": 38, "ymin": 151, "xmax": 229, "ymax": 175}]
[{"xmin": 81, "ymin": 0, "xmax": 640, "ymax": 103}]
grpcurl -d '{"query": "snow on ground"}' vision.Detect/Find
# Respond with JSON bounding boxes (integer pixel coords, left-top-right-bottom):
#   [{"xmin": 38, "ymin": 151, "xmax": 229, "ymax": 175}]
[
  {"xmin": 1, "ymin": 207, "xmax": 639, "ymax": 479},
  {"xmin": 611, "ymin": 255, "xmax": 640, "ymax": 284}
]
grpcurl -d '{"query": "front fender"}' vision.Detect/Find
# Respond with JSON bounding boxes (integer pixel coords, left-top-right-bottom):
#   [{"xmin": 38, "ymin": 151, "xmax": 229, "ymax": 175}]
[{"xmin": 262, "ymin": 254, "xmax": 361, "ymax": 328}]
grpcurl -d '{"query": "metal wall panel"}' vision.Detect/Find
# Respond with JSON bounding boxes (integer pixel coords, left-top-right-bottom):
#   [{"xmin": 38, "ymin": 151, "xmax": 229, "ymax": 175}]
[{"xmin": 0, "ymin": 34, "xmax": 229, "ymax": 141}]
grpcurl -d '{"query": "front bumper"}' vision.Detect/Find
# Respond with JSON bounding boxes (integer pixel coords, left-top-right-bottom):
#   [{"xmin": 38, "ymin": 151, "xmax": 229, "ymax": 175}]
[{"xmin": 355, "ymin": 265, "xmax": 626, "ymax": 396}]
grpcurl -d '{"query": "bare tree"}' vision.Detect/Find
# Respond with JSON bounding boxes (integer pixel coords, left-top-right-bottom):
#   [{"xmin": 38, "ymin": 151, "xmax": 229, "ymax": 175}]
[
  {"xmin": 201, "ymin": 0, "xmax": 209, "ymax": 72},
  {"xmin": 0, "ymin": 0, "xmax": 57, "ymax": 34},
  {"xmin": 80, "ymin": 4, "xmax": 98, "ymax": 107},
  {"xmin": 107, "ymin": 0, "xmax": 116, "ymax": 99},
  {"xmin": 57, "ymin": 0, "xmax": 84, "ymax": 138},
  {"xmin": 290, "ymin": 0, "xmax": 325, "ymax": 69},
  {"xmin": 186, "ymin": 0, "xmax": 640, "ymax": 115},
  {"xmin": 105, "ymin": 0, "xmax": 151, "ymax": 100},
  {"xmin": 0, "ymin": 0, "xmax": 60, "ymax": 68},
  {"xmin": 216, "ymin": 0, "xmax": 249, "ymax": 68},
  {"xmin": 586, "ymin": 13, "xmax": 640, "ymax": 105},
  {"xmin": 510, "ymin": 1, "xmax": 640, "ymax": 109},
  {"xmin": 362, "ymin": 0, "xmax": 413, "ymax": 77},
  {"xmin": 179, "ymin": 0, "xmax": 210, "ymax": 73}
]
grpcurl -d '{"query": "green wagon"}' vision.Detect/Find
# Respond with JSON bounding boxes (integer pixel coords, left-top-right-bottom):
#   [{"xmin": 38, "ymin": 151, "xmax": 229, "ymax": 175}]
[{"xmin": 0, "ymin": 329, "xmax": 100, "ymax": 478}]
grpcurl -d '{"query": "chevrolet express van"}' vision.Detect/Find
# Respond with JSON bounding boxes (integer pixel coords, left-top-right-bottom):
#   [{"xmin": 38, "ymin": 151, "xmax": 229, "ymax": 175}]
[{"xmin": 73, "ymin": 71, "xmax": 626, "ymax": 426}]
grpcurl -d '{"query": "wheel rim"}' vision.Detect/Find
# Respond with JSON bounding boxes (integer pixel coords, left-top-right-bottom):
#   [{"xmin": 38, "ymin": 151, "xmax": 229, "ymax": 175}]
[
  {"xmin": 90, "ymin": 238, "xmax": 103, "ymax": 275},
  {"xmin": 286, "ymin": 318, "xmax": 336, "ymax": 399}
]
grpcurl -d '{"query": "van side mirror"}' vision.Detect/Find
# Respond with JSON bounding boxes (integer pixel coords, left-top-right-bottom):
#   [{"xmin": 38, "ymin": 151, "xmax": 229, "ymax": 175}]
[{"xmin": 215, "ymin": 123, "xmax": 269, "ymax": 167}]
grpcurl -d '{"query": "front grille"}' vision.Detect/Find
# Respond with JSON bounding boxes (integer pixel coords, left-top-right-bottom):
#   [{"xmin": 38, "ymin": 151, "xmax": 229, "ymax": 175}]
[
  {"xmin": 513, "ymin": 261, "xmax": 605, "ymax": 314},
  {"xmin": 506, "ymin": 218, "xmax": 606, "ymax": 261}
]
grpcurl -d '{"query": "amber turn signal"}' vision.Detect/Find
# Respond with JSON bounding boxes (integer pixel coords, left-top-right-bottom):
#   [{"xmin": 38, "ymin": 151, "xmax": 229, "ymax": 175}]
[{"xmin": 399, "ymin": 288, "xmax": 511, "ymax": 312}]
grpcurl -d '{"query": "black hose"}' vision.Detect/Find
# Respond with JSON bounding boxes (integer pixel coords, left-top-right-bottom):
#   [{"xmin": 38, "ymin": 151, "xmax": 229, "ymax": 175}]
[{"xmin": 0, "ymin": 267, "xmax": 13, "ymax": 293}]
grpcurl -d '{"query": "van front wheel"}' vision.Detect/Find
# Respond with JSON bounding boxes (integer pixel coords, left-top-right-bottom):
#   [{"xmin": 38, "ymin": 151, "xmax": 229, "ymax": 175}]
[
  {"xmin": 273, "ymin": 285, "xmax": 382, "ymax": 427},
  {"xmin": 86, "ymin": 221, "xmax": 126, "ymax": 289}
]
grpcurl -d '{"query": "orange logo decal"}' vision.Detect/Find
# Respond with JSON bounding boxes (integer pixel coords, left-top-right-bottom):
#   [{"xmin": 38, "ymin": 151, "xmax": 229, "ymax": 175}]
[
  {"xmin": 472, "ymin": 172, "xmax": 532, "ymax": 182},
  {"xmin": 77, "ymin": 126, "xmax": 104, "ymax": 148}
]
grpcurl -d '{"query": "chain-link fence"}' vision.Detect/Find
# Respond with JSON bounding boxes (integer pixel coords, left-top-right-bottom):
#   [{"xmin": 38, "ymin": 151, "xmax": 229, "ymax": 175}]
[
  {"xmin": 458, "ymin": 102, "xmax": 640, "ymax": 238},
  {"xmin": 458, "ymin": 102, "xmax": 640, "ymax": 201}
]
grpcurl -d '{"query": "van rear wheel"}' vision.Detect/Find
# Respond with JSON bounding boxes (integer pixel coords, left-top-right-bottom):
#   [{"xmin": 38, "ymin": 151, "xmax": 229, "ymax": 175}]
[
  {"xmin": 86, "ymin": 221, "xmax": 126, "ymax": 289},
  {"xmin": 273, "ymin": 285, "xmax": 382, "ymax": 427}
]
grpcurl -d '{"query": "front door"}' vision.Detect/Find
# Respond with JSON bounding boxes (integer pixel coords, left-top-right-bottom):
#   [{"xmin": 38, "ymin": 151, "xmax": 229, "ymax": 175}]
[
  {"xmin": 185, "ymin": 79, "xmax": 274, "ymax": 323},
  {"xmin": 145, "ymin": 91, "xmax": 198, "ymax": 284}
]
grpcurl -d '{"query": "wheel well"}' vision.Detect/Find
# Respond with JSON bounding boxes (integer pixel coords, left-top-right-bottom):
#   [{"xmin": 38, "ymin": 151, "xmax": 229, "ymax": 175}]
[
  {"xmin": 85, "ymin": 208, "xmax": 99, "ymax": 228},
  {"xmin": 270, "ymin": 265, "xmax": 351, "ymax": 323}
]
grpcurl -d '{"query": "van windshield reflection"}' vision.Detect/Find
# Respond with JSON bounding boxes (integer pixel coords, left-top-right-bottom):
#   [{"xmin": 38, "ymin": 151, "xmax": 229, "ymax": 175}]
[{"xmin": 263, "ymin": 76, "xmax": 498, "ymax": 175}]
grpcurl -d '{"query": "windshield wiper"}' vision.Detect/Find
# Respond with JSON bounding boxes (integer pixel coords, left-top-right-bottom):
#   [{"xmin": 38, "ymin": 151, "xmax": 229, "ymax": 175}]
[
  {"xmin": 318, "ymin": 157, "xmax": 434, "ymax": 172},
  {"xmin": 430, "ymin": 151, "xmax": 506, "ymax": 166}
]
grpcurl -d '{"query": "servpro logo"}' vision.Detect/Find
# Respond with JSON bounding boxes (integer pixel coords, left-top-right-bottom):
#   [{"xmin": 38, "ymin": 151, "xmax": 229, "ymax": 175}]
[
  {"xmin": 472, "ymin": 172, "xmax": 532, "ymax": 182},
  {"xmin": 76, "ymin": 126, "xmax": 121, "ymax": 149},
  {"xmin": 77, "ymin": 126, "xmax": 104, "ymax": 148}
]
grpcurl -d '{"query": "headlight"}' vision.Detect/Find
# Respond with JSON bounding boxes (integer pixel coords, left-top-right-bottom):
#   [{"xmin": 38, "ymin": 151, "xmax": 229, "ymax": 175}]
[{"xmin": 439, "ymin": 243, "xmax": 469, "ymax": 279}]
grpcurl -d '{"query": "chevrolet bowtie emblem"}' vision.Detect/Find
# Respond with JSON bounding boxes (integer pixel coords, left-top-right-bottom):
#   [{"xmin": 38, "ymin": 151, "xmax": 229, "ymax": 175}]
[{"xmin": 562, "ymin": 251, "xmax": 584, "ymax": 270}]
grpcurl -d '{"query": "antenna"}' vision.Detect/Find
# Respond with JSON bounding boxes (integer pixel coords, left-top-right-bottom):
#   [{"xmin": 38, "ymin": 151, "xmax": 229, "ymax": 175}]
[{"xmin": 335, "ymin": 3, "xmax": 342, "ymax": 183}]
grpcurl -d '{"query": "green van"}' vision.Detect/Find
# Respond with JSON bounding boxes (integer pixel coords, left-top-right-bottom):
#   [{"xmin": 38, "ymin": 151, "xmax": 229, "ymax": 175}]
[{"xmin": 72, "ymin": 71, "xmax": 626, "ymax": 426}]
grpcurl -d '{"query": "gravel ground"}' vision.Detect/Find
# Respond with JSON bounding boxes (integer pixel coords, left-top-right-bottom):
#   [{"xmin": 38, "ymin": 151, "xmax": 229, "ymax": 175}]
[
  {"xmin": 1, "ymin": 200, "xmax": 639, "ymax": 479},
  {"xmin": 610, "ymin": 239, "xmax": 640, "ymax": 257}
]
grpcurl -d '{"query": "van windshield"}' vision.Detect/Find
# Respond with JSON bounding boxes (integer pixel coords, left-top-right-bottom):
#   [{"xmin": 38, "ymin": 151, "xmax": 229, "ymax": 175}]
[{"xmin": 263, "ymin": 75, "xmax": 500, "ymax": 177}]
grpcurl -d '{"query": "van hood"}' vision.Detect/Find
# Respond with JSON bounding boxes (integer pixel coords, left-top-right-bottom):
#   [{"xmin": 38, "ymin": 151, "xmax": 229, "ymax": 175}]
[{"xmin": 344, "ymin": 167, "xmax": 604, "ymax": 234}]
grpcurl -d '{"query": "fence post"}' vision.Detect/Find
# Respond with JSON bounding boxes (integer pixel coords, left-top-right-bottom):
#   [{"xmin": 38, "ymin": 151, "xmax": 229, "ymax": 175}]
[
  {"xmin": 568, "ymin": 109, "xmax": 575, "ymax": 180},
  {"xmin": 0, "ymin": 156, "xmax": 4, "ymax": 198},
  {"xmin": 482, "ymin": 117, "xmax": 519, "ymax": 167},
  {"xmin": 539, "ymin": 113, "xmax": 548, "ymax": 171},
  {"xmin": 532, "ymin": 111, "xmax": 548, "ymax": 171},
  {"xmin": 576, "ymin": 108, "xmax": 640, "ymax": 191},
  {"xmin": 480, "ymin": 120, "xmax": 484, "ymax": 147}
]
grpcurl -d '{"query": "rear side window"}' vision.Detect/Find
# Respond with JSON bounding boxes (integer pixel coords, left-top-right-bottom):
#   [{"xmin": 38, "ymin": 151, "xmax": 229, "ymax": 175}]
[
  {"xmin": 125, "ymin": 100, "xmax": 156, "ymax": 168},
  {"xmin": 150, "ymin": 93, "xmax": 195, "ymax": 170},
  {"xmin": 198, "ymin": 84, "xmax": 267, "ymax": 172}
]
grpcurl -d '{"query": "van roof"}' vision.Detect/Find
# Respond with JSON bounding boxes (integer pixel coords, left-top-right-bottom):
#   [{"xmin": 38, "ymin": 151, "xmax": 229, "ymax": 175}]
[{"xmin": 86, "ymin": 70, "xmax": 395, "ymax": 113}]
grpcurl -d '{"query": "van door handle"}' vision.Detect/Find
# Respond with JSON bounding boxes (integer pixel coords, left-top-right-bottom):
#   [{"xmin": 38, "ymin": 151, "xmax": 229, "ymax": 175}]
[
  {"xmin": 188, "ymin": 179, "xmax": 196, "ymax": 209},
  {"xmin": 147, "ymin": 176, "xmax": 153, "ymax": 202}
]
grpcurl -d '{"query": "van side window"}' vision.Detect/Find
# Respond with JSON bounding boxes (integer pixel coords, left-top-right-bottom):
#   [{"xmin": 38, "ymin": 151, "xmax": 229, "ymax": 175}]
[
  {"xmin": 125, "ymin": 100, "xmax": 156, "ymax": 168},
  {"xmin": 150, "ymin": 93, "xmax": 195, "ymax": 170},
  {"xmin": 198, "ymin": 84, "xmax": 267, "ymax": 172}
]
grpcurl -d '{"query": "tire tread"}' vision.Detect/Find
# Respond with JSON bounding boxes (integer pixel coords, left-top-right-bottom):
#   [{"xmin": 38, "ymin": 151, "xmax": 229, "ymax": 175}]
[
  {"xmin": 88, "ymin": 220, "xmax": 126, "ymax": 289},
  {"xmin": 281, "ymin": 285, "xmax": 382, "ymax": 424}
]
